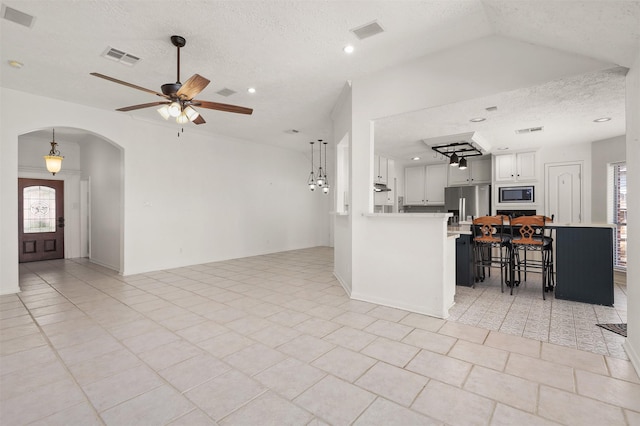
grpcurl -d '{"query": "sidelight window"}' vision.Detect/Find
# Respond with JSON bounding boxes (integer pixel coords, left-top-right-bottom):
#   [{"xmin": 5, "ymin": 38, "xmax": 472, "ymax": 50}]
[{"xmin": 610, "ymin": 163, "xmax": 626, "ymax": 269}]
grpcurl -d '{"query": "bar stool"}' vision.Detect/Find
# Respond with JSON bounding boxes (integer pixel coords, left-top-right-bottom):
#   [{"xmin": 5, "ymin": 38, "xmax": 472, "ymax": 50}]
[
  {"xmin": 510, "ymin": 215, "xmax": 554, "ymax": 299},
  {"xmin": 471, "ymin": 215, "xmax": 511, "ymax": 293}
]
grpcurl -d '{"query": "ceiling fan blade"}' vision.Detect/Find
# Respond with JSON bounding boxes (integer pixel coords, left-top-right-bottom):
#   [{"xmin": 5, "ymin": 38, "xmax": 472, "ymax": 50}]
[
  {"xmin": 193, "ymin": 115, "xmax": 206, "ymax": 125},
  {"xmin": 90, "ymin": 72, "xmax": 169, "ymax": 99},
  {"xmin": 116, "ymin": 101, "xmax": 170, "ymax": 112},
  {"xmin": 177, "ymin": 74, "xmax": 210, "ymax": 100},
  {"xmin": 193, "ymin": 100, "xmax": 253, "ymax": 115}
]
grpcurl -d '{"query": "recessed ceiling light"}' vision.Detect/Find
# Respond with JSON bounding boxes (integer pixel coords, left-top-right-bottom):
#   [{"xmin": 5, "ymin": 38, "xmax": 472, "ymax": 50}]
[
  {"xmin": 343, "ymin": 45, "xmax": 354, "ymax": 54},
  {"xmin": 496, "ymin": 146, "xmax": 509, "ymax": 151},
  {"xmin": 8, "ymin": 60, "xmax": 23, "ymax": 68},
  {"xmin": 411, "ymin": 156, "xmax": 420, "ymax": 161},
  {"xmin": 247, "ymin": 87, "xmax": 256, "ymax": 94},
  {"xmin": 469, "ymin": 117, "xmax": 486, "ymax": 123},
  {"xmin": 593, "ymin": 117, "xmax": 611, "ymax": 122}
]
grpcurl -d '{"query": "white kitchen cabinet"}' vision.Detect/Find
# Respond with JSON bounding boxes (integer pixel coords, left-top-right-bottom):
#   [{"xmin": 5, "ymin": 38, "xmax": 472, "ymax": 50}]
[
  {"xmin": 494, "ymin": 152, "xmax": 537, "ymax": 182},
  {"xmin": 404, "ymin": 164, "xmax": 446, "ymax": 205},
  {"xmin": 447, "ymin": 157, "xmax": 491, "ymax": 185},
  {"xmin": 404, "ymin": 166, "xmax": 426, "ymax": 205},
  {"xmin": 470, "ymin": 157, "xmax": 492, "ymax": 183},
  {"xmin": 374, "ymin": 155, "xmax": 388, "ymax": 184},
  {"xmin": 375, "ymin": 158, "xmax": 395, "ymax": 206},
  {"xmin": 425, "ymin": 164, "xmax": 447, "ymax": 204},
  {"xmin": 447, "ymin": 163, "xmax": 469, "ymax": 186}
]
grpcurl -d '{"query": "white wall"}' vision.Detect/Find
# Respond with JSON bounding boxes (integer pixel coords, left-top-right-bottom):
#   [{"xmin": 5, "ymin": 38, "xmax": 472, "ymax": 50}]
[
  {"xmin": 80, "ymin": 136, "xmax": 123, "ymax": 271},
  {"xmin": 1, "ymin": 88, "xmax": 330, "ymax": 294},
  {"xmin": 591, "ymin": 136, "xmax": 626, "ymax": 223},
  {"xmin": 624, "ymin": 48, "xmax": 640, "ymax": 374},
  {"xmin": 331, "ymin": 84, "xmax": 353, "ymax": 293}
]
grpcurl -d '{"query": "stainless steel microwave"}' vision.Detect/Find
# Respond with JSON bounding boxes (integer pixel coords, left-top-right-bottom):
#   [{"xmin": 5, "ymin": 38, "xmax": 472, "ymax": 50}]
[{"xmin": 499, "ymin": 186, "xmax": 534, "ymax": 203}]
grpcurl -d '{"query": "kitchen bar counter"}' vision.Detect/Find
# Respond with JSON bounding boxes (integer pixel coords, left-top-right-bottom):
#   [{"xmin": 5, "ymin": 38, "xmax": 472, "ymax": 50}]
[{"xmin": 355, "ymin": 212, "xmax": 456, "ymax": 319}]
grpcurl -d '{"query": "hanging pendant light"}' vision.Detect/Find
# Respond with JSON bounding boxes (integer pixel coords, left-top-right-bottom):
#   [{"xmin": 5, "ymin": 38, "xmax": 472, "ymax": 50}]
[
  {"xmin": 44, "ymin": 128, "xmax": 64, "ymax": 175},
  {"xmin": 449, "ymin": 152, "xmax": 459, "ymax": 167},
  {"xmin": 458, "ymin": 157, "xmax": 468, "ymax": 169},
  {"xmin": 307, "ymin": 141, "xmax": 316, "ymax": 191},
  {"xmin": 316, "ymin": 139, "xmax": 325, "ymax": 187},
  {"xmin": 322, "ymin": 141, "xmax": 330, "ymax": 194}
]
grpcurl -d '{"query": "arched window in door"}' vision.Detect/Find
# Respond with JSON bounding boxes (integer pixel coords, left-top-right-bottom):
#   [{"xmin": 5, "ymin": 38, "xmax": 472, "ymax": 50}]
[{"xmin": 23, "ymin": 185, "xmax": 57, "ymax": 233}]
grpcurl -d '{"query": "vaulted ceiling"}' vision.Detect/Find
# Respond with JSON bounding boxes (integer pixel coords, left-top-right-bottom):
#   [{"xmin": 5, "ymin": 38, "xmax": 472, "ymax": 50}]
[{"xmin": 2, "ymin": 1, "xmax": 639, "ymax": 154}]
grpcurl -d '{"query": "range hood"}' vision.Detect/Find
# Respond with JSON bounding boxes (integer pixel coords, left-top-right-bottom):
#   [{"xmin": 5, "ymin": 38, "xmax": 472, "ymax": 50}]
[{"xmin": 374, "ymin": 183, "xmax": 391, "ymax": 192}]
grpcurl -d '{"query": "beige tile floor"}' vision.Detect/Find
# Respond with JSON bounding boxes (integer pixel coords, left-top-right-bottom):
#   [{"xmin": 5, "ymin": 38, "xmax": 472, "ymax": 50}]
[{"xmin": 0, "ymin": 247, "xmax": 638, "ymax": 425}]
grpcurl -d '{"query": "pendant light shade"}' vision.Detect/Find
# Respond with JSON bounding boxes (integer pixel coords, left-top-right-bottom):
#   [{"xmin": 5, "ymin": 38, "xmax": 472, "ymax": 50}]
[
  {"xmin": 44, "ymin": 128, "xmax": 64, "ymax": 175},
  {"xmin": 458, "ymin": 157, "xmax": 468, "ymax": 170},
  {"xmin": 307, "ymin": 141, "xmax": 316, "ymax": 191},
  {"xmin": 322, "ymin": 141, "xmax": 329, "ymax": 194},
  {"xmin": 449, "ymin": 152, "xmax": 459, "ymax": 167},
  {"xmin": 316, "ymin": 139, "xmax": 325, "ymax": 187}
]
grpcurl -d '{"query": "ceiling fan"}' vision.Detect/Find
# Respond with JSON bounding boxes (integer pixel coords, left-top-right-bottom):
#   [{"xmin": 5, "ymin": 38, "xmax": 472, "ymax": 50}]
[{"xmin": 91, "ymin": 35, "xmax": 253, "ymax": 125}]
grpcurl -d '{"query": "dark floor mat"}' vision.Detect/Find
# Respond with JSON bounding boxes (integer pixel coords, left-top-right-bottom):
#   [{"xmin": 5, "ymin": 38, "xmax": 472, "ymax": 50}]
[{"xmin": 596, "ymin": 323, "xmax": 627, "ymax": 337}]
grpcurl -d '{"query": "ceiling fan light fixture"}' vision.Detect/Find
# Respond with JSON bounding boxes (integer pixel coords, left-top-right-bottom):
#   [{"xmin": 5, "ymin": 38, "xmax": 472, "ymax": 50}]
[
  {"xmin": 176, "ymin": 111, "xmax": 189, "ymax": 124},
  {"xmin": 157, "ymin": 105, "xmax": 171, "ymax": 120},
  {"xmin": 168, "ymin": 101, "xmax": 182, "ymax": 117},
  {"xmin": 183, "ymin": 105, "xmax": 199, "ymax": 122}
]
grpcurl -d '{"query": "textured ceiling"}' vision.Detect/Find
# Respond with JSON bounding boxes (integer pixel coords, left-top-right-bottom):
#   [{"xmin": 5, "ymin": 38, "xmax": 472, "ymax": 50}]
[
  {"xmin": 376, "ymin": 66, "xmax": 628, "ymax": 163},
  {"xmin": 2, "ymin": 0, "xmax": 639, "ymax": 154}
]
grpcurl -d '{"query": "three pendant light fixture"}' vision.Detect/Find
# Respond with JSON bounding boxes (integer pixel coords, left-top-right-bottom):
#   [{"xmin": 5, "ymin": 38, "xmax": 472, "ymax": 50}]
[{"xmin": 307, "ymin": 139, "xmax": 329, "ymax": 194}]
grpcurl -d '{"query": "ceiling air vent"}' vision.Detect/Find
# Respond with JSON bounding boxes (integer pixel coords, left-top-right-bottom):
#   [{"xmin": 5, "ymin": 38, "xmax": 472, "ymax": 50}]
[
  {"xmin": 284, "ymin": 129, "xmax": 300, "ymax": 135},
  {"xmin": 350, "ymin": 20, "xmax": 385, "ymax": 40},
  {"xmin": 216, "ymin": 88, "xmax": 236, "ymax": 97},
  {"xmin": 101, "ymin": 47, "xmax": 140, "ymax": 66},
  {"xmin": 485, "ymin": 106, "xmax": 498, "ymax": 112},
  {"xmin": 515, "ymin": 126, "xmax": 544, "ymax": 134},
  {"xmin": 1, "ymin": 4, "xmax": 35, "ymax": 28}
]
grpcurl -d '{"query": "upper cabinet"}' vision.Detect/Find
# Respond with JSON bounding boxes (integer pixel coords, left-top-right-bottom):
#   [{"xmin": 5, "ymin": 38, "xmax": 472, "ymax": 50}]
[
  {"xmin": 404, "ymin": 164, "xmax": 446, "ymax": 205},
  {"xmin": 425, "ymin": 164, "xmax": 447, "ymax": 204},
  {"xmin": 447, "ymin": 157, "xmax": 491, "ymax": 185},
  {"xmin": 374, "ymin": 155, "xmax": 395, "ymax": 206},
  {"xmin": 494, "ymin": 151, "xmax": 537, "ymax": 182},
  {"xmin": 374, "ymin": 155, "xmax": 389, "ymax": 184},
  {"xmin": 404, "ymin": 166, "xmax": 426, "ymax": 205}
]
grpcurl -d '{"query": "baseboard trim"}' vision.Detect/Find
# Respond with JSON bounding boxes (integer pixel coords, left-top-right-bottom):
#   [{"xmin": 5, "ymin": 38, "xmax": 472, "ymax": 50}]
[
  {"xmin": 623, "ymin": 340, "xmax": 640, "ymax": 377},
  {"xmin": 89, "ymin": 258, "xmax": 120, "ymax": 274},
  {"xmin": 334, "ymin": 270, "xmax": 351, "ymax": 296},
  {"xmin": 350, "ymin": 291, "xmax": 448, "ymax": 319}
]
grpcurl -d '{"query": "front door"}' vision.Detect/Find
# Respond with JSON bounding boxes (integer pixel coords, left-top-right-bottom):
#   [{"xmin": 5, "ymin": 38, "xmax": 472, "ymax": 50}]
[
  {"xmin": 18, "ymin": 178, "xmax": 65, "ymax": 262},
  {"xmin": 546, "ymin": 163, "xmax": 582, "ymax": 223}
]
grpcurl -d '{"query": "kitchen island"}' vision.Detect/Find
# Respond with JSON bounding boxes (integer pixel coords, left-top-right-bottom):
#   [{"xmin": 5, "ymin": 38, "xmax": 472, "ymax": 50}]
[
  {"xmin": 551, "ymin": 224, "xmax": 615, "ymax": 306},
  {"xmin": 451, "ymin": 222, "xmax": 615, "ymax": 306}
]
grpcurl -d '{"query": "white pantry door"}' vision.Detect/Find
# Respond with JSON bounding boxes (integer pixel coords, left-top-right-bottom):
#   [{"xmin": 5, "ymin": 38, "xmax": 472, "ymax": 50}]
[{"xmin": 546, "ymin": 163, "xmax": 582, "ymax": 223}]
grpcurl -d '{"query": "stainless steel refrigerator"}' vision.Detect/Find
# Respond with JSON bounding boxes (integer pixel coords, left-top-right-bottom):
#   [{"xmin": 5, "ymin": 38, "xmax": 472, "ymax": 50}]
[{"xmin": 445, "ymin": 184, "xmax": 491, "ymax": 221}]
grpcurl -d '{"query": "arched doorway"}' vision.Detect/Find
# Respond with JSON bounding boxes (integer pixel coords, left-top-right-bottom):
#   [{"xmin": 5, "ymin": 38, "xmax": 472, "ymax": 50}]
[{"xmin": 17, "ymin": 127, "xmax": 124, "ymax": 273}]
